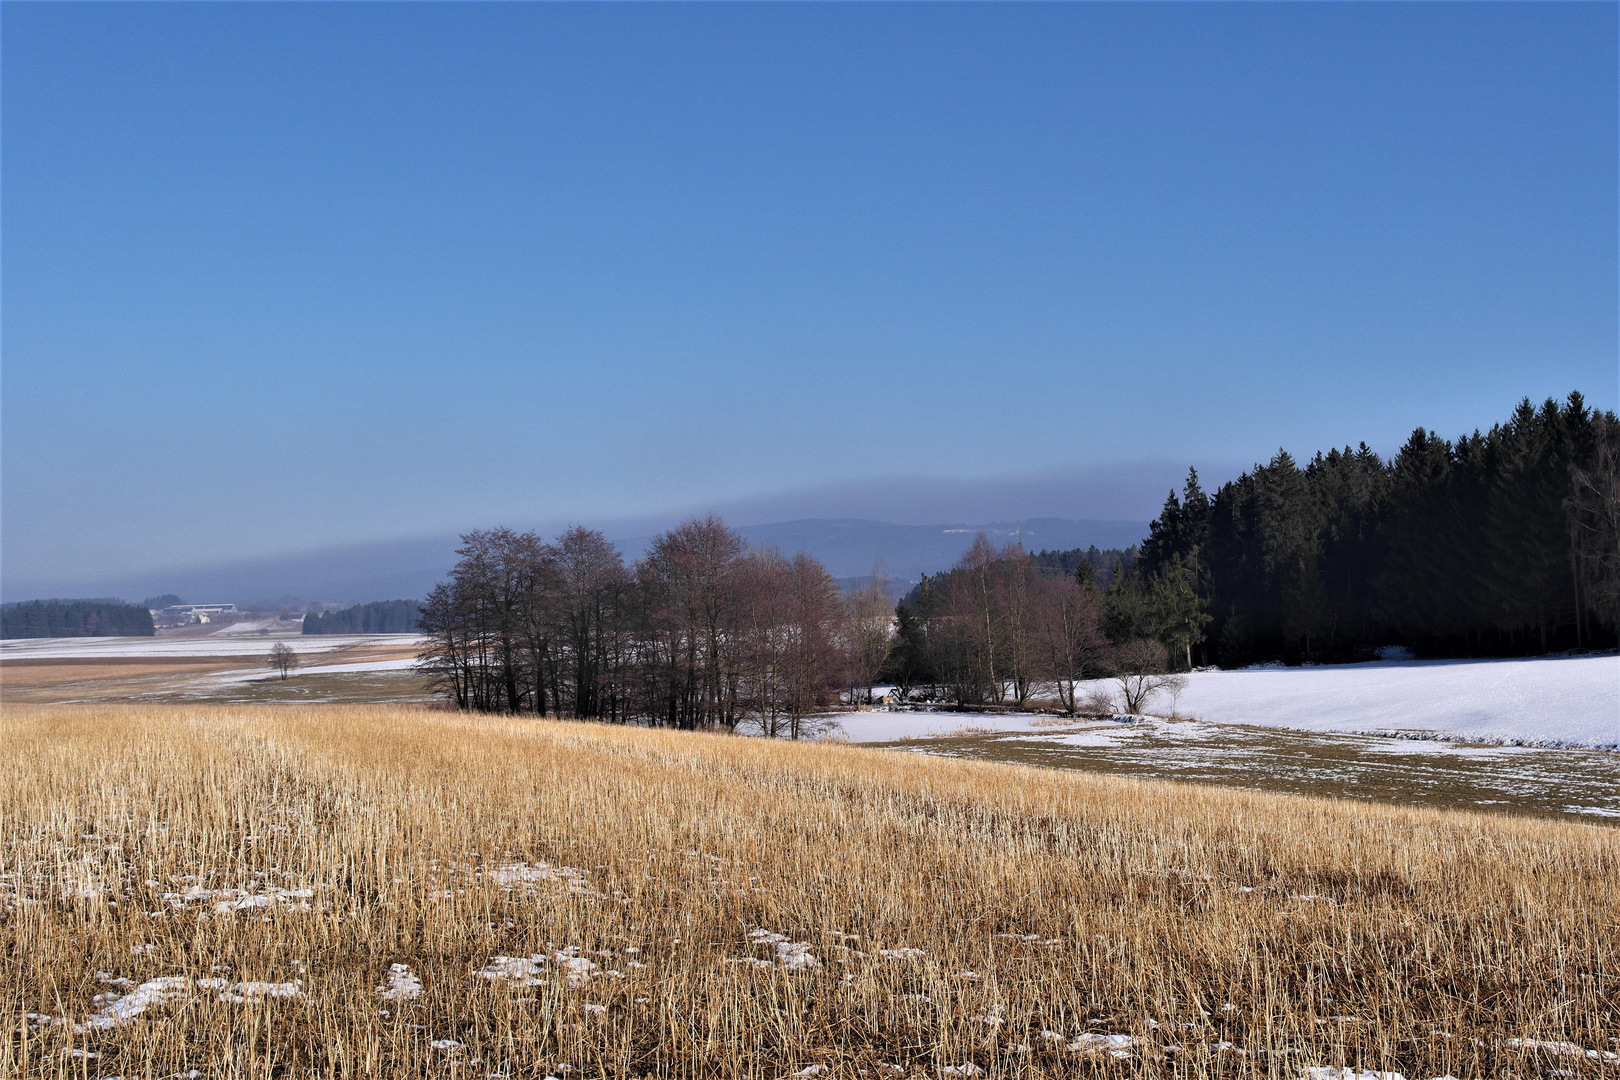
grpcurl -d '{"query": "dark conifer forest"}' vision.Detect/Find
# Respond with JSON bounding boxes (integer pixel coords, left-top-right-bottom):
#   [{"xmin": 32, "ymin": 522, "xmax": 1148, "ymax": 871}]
[
  {"xmin": 1134, "ymin": 393, "xmax": 1618, "ymax": 665},
  {"xmin": 302, "ymin": 599, "xmax": 421, "ymax": 635},
  {"xmin": 0, "ymin": 600, "xmax": 155, "ymax": 638}
]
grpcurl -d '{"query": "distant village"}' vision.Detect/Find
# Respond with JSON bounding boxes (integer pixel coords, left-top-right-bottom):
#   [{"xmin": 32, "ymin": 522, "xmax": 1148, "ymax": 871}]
[
  {"xmin": 147, "ymin": 598, "xmax": 419, "ymax": 636},
  {"xmin": 150, "ymin": 602, "xmax": 240, "ymax": 628}
]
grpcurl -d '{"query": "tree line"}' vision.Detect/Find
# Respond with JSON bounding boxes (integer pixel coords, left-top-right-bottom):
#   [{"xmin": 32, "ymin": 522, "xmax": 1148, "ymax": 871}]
[
  {"xmin": 0, "ymin": 599, "xmax": 156, "ymax": 638},
  {"xmin": 1130, "ymin": 393, "xmax": 1619, "ymax": 666},
  {"xmin": 303, "ymin": 599, "xmax": 421, "ymax": 635},
  {"xmin": 418, "ymin": 518, "xmax": 849, "ymax": 736},
  {"xmin": 419, "ymin": 518, "xmax": 1173, "ymax": 723},
  {"xmin": 420, "ymin": 392, "xmax": 1616, "ymax": 723}
]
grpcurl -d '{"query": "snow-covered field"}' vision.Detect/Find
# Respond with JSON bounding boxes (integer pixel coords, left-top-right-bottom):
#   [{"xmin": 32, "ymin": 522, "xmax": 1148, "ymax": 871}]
[
  {"xmin": 203, "ymin": 657, "xmax": 420, "ymax": 685},
  {"xmin": 829, "ymin": 712, "xmax": 1620, "ymax": 821},
  {"xmin": 823, "ymin": 655, "xmax": 1619, "ymax": 822},
  {"xmin": 830, "ymin": 654, "xmax": 1619, "ymax": 749},
  {"xmin": 208, "ymin": 618, "xmax": 304, "ymax": 636},
  {"xmin": 0, "ymin": 633, "xmax": 431, "ymax": 706},
  {"xmin": 1169, "ymin": 654, "xmax": 1618, "ymax": 748},
  {"xmin": 0, "ymin": 633, "xmax": 424, "ymax": 659}
]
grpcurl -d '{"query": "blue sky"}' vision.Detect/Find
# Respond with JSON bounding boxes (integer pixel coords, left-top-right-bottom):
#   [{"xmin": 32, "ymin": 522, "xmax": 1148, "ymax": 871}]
[{"xmin": 3, "ymin": 3, "xmax": 1615, "ymax": 590}]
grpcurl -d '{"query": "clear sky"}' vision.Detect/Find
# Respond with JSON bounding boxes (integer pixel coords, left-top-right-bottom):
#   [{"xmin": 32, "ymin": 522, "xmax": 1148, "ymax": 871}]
[{"xmin": 3, "ymin": 3, "xmax": 1615, "ymax": 591}]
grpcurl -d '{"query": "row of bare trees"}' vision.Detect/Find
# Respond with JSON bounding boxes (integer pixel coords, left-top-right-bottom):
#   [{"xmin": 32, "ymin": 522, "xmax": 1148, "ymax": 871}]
[
  {"xmin": 420, "ymin": 518, "xmax": 1189, "ymax": 729},
  {"xmin": 417, "ymin": 517, "xmax": 846, "ymax": 736}
]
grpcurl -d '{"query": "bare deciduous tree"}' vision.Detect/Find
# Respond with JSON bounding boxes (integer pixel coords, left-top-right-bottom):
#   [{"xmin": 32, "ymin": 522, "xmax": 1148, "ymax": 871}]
[
  {"xmin": 639, "ymin": 515, "xmax": 750, "ymax": 730},
  {"xmin": 267, "ymin": 642, "xmax": 298, "ymax": 680},
  {"xmin": 737, "ymin": 548, "xmax": 795, "ymax": 738},
  {"xmin": 998, "ymin": 543, "xmax": 1039, "ymax": 707},
  {"xmin": 782, "ymin": 552, "xmax": 847, "ymax": 738},
  {"xmin": 845, "ymin": 563, "xmax": 893, "ymax": 706},
  {"xmin": 1112, "ymin": 639, "xmax": 1186, "ymax": 715},
  {"xmin": 1032, "ymin": 574, "xmax": 1109, "ymax": 715},
  {"xmin": 554, "ymin": 526, "xmax": 629, "ymax": 720},
  {"xmin": 930, "ymin": 536, "xmax": 1004, "ymax": 706}
]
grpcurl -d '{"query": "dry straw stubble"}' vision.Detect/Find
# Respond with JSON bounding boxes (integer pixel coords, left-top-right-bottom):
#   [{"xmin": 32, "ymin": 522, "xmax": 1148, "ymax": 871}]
[{"xmin": 2, "ymin": 704, "xmax": 1616, "ymax": 1078}]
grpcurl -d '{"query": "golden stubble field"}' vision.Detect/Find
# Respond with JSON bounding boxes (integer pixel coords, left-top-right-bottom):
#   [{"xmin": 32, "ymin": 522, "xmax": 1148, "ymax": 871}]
[{"xmin": 2, "ymin": 704, "xmax": 1616, "ymax": 1079}]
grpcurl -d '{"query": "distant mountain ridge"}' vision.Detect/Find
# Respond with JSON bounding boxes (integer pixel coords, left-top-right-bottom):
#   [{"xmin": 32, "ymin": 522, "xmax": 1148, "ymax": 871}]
[
  {"xmin": 2, "ymin": 517, "xmax": 1149, "ymax": 607},
  {"xmin": 728, "ymin": 518, "xmax": 1148, "ymax": 579}
]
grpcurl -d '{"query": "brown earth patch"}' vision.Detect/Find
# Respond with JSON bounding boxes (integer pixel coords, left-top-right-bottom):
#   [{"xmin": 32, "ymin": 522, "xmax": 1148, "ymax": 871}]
[{"xmin": 0, "ymin": 657, "xmax": 244, "ymax": 689}]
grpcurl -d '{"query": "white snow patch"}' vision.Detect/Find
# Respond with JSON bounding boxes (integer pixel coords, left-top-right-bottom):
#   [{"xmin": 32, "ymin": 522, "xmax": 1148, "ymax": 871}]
[
  {"xmin": 477, "ymin": 948, "xmax": 598, "ymax": 989},
  {"xmin": 246, "ymin": 658, "xmax": 421, "ymax": 678},
  {"xmin": 825, "ymin": 711, "xmax": 1061, "ymax": 743},
  {"xmin": 76, "ymin": 976, "xmax": 189, "ymax": 1031},
  {"xmin": 554, "ymin": 949, "xmax": 599, "ymax": 987},
  {"xmin": 379, "ymin": 963, "xmax": 423, "ymax": 1001},
  {"xmin": 476, "ymin": 955, "xmax": 547, "ymax": 986},
  {"xmin": 484, "ymin": 861, "xmax": 593, "ymax": 893},
  {"xmin": 742, "ymin": 929, "xmax": 818, "ymax": 970},
  {"xmin": 1504, "ymin": 1038, "xmax": 1620, "ymax": 1062},
  {"xmin": 159, "ymin": 883, "xmax": 315, "ymax": 914},
  {"xmin": 774, "ymin": 942, "xmax": 818, "ymax": 970},
  {"xmin": 1068, "ymin": 1033, "xmax": 1136, "ymax": 1058},
  {"xmin": 211, "ymin": 620, "xmax": 284, "ymax": 636},
  {"xmin": 195, "ymin": 978, "xmax": 304, "ymax": 1004}
]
